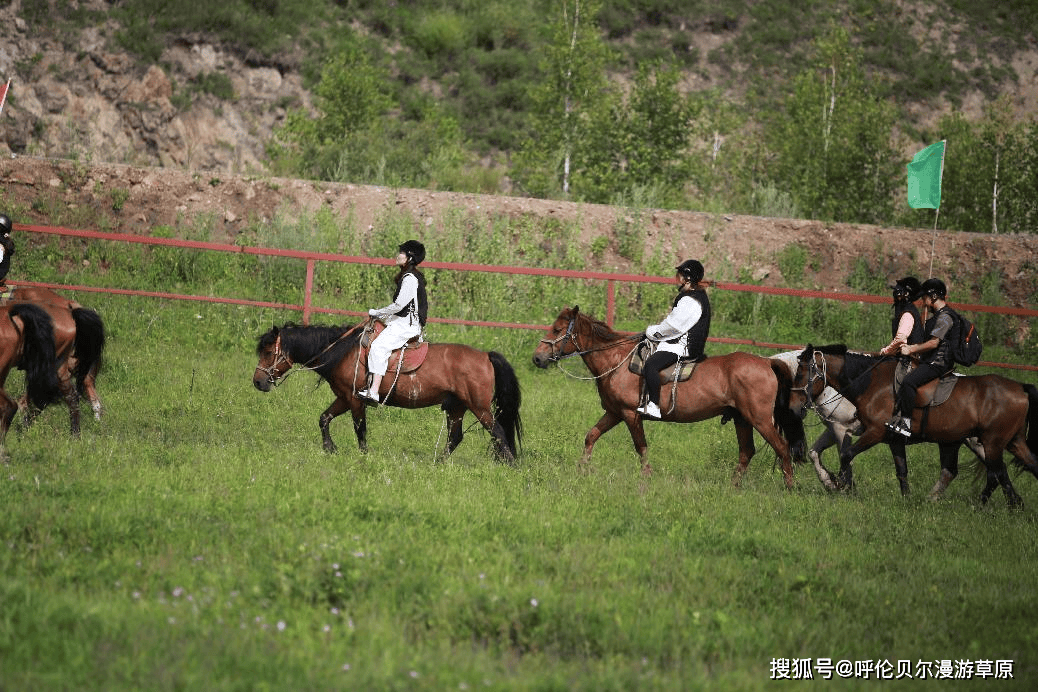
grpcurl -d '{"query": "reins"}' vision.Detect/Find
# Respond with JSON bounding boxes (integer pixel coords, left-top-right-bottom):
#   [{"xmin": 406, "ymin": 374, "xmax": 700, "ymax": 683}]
[
  {"xmin": 260, "ymin": 319, "xmax": 369, "ymax": 387},
  {"xmin": 540, "ymin": 315, "xmax": 642, "ymax": 381}
]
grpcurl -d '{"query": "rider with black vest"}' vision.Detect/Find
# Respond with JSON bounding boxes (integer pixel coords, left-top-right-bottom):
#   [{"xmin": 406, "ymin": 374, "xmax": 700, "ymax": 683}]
[
  {"xmin": 879, "ymin": 276, "xmax": 925, "ymax": 356},
  {"xmin": 0, "ymin": 213, "xmax": 14, "ymax": 287},
  {"xmin": 636, "ymin": 259, "xmax": 711, "ymax": 420},
  {"xmin": 358, "ymin": 240, "xmax": 428, "ymax": 404},
  {"xmin": 886, "ymin": 277, "xmax": 959, "ymax": 438}
]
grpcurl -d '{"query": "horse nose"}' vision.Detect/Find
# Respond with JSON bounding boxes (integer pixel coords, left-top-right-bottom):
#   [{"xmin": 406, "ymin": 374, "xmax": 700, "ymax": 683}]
[
  {"xmin": 253, "ymin": 374, "xmax": 270, "ymax": 392},
  {"xmin": 532, "ymin": 353, "xmax": 546, "ymax": 368}
]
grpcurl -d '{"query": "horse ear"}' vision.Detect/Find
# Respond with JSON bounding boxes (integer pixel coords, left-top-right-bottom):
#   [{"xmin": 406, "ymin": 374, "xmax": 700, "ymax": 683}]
[{"xmin": 573, "ymin": 305, "xmax": 580, "ymax": 315}]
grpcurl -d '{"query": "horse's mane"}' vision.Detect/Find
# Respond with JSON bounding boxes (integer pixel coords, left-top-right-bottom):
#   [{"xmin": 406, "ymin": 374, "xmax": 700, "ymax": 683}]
[
  {"xmin": 814, "ymin": 343, "xmax": 891, "ymax": 399},
  {"xmin": 576, "ymin": 311, "xmax": 637, "ymax": 343},
  {"xmin": 257, "ymin": 321, "xmax": 365, "ymax": 379}
]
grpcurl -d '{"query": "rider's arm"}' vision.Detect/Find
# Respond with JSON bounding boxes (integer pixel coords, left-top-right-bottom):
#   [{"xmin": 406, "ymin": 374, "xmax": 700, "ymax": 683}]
[
  {"xmin": 370, "ymin": 274, "xmax": 418, "ymax": 319},
  {"xmin": 646, "ymin": 296, "xmax": 702, "ymax": 341},
  {"xmin": 880, "ymin": 313, "xmax": 915, "ymax": 355}
]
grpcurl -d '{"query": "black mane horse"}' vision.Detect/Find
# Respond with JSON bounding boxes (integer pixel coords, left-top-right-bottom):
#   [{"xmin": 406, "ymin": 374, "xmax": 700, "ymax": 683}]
[
  {"xmin": 792, "ymin": 344, "xmax": 1038, "ymax": 506},
  {"xmin": 253, "ymin": 321, "xmax": 523, "ymax": 463}
]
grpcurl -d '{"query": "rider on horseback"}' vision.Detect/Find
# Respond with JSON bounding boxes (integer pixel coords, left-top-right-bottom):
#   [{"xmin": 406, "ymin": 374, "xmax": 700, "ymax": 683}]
[
  {"xmin": 885, "ymin": 277, "xmax": 959, "ymax": 438},
  {"xmin": 636, "ymin": 259, "xmax": 711, "ymax": 420},
  {"xmin": 357, "ymin": 240, "xmax": 428, "ymax": 404},
  {"xmin": 879, "ymin": 276, "xmax": 925, "ymax": 356},
  {"xmin": 0, "ymin": 213, "xmax": 14, "ymax": 288}
]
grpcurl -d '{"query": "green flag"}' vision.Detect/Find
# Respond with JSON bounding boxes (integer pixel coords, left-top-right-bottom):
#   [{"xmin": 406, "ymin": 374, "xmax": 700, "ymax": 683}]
[{"xmin": 906, "ymin": 140, "xmax": 945, "ymax": 209}]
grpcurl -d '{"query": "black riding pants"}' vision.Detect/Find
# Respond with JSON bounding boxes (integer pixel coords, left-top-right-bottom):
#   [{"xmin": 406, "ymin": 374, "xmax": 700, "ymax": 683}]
[
  {"xmin": 897, "ymin": 362, "xmax": 944, "ymax": 418},
  {"xmin": 644, "ymin": 351, "xmax": 679, "ymax": 405}
]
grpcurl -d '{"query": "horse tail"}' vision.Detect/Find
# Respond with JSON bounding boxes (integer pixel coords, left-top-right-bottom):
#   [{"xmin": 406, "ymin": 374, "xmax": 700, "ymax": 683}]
[
  {"xmin": 10, "ymin": 304, "xmax": 62, "ymax": 410},
  {"xmin": 489, "ymin": 351, "xmax": 523, "ymax": 457},
  {"xmin": 1024, "ymin": 384, "xmax": 1038, "ymax": 458},
  {"xmin": 770, "ymin": 359, "xmax": 806, "ymax": 463},
  {"xmin": 71, "ymin": 307, "xmax": 105, "ymax": 393}
]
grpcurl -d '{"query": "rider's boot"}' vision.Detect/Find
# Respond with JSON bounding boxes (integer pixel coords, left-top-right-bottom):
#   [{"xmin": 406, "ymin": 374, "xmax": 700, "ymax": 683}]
[{"xmin": 358, "ymin": 373, "xmax": 383, "ymax": 403}]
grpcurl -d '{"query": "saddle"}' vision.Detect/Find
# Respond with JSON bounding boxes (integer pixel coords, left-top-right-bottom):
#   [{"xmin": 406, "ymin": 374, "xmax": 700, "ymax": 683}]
[
  {"xmin": 893, "ymin": 359, "xmax": 959, "ymax": 407},
  {"xmin": 629, "ymin": 340, "xmax": 704, "ymax": 382},
  {"xmin": 360, "ymin": 321, "xmax": 429, "ymax": 373}
]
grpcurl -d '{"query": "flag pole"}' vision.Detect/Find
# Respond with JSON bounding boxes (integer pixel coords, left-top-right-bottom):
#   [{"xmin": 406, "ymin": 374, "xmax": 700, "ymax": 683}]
[{"xmin": 926, "ymin": 139, "xmax": 947, "ymax": 280}]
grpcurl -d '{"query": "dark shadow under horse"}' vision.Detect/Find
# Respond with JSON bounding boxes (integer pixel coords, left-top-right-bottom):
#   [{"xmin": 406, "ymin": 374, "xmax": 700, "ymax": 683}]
[
  {"xmin": 791, "ymin": 344, "xmax": 1038, "ymax": 507},
  {"xmin": 253, "ymin": 321, "xmax": 523, "ymax": 463}
]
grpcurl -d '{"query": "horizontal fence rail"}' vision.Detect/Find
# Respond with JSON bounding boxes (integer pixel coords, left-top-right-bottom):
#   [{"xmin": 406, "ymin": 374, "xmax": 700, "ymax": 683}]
[{"xmin": 14, "ymin": 222, "xmax": 1038, "ymax": 372}]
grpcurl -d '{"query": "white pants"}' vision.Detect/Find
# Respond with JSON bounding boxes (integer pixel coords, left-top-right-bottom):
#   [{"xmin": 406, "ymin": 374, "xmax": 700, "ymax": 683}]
[{"xmin": 367, "ymin": 320, "xmax": 421, "ymax": 375}]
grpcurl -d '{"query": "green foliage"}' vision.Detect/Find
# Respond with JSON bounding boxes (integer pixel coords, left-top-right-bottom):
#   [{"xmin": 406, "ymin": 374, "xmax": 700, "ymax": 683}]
[{"xmin": 763, "ymin": 26, "xmax": 901, "ymax": 224}]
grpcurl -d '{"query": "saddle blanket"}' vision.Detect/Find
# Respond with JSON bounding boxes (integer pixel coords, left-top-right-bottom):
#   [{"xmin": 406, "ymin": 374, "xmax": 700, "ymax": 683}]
[
  {"xmin": 894, "ymin": 360, "xmax": 959, "ymax": 407},
  {"xmin": 628, "ymin": 341, "xmax": 702, "ymax": 382},
  {"xmin": 361, "ymin": 321, "xmax": 429, "ymax": 373}
]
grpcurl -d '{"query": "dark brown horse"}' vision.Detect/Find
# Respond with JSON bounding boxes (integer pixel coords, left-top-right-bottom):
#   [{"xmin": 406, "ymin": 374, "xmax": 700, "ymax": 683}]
[
  {"xmin": 253, "ymin": 321, "xmax": 523, "ymax": 463},
  {"xmin": 0, "ymin": 303, "xmax": 63, "ymax": 460},
  {"xmin": 2, "ymin": 284, "xmax": 106, "ymax": 428},
  {"xmin": 791, "ymin": 344, "xmax": 1038, "ymax": 506},
  {"xmin": 531, "ymin": 306, "xmax": 805, "ymax": 486}
]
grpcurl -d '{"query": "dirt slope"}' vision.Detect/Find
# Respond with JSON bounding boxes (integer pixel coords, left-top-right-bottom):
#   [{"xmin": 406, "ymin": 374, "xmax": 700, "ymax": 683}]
[{"xmin": 3, "ymin": 156, "xmax": 1037, "ymax": 311}]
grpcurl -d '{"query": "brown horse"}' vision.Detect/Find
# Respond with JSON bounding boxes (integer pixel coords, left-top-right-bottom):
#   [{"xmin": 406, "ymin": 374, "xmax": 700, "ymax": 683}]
[
  {"xmin": 0, "ymin": 303, "xmax": 63, "ymax": 460},
  {"xmin": 2, "ymin": 284, "xmax": 106, "ymax": 428},
  {"xmin": 531, "ymin": 306, "xmax": 805, "ymax": 486},
  {"xmin": 791, "ymin": 344, "xmax": 1038, "ymax": 507},
  {"xmin": 253, "ymin": 321, "xmax": 523, "ymax": 463}
]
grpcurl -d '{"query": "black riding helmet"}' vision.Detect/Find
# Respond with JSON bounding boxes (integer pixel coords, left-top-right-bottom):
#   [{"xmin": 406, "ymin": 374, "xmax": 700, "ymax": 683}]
[
  {"xmin": 891, "ymin": 276, "xmax": 921, "ymax": 303},
  {"xmin": 398, "ymin": 239, "xmax": 425, "ymax": 266},
  {"xmin": 920, "ymin": 277, "xmax": 947, "ymax": 300},
  {"xmin": 0, "ymin": 213, "xmax": 12, "ymax": 237},
  {"xmin": 675, "ymin": 259, "xmax": 704, "ymax": 285}
]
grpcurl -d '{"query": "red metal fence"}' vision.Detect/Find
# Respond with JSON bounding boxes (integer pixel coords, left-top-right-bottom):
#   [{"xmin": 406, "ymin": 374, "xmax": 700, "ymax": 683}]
[{"xmin": 14, "ymin": 222, "xmax": 1038, "ymax": 372}]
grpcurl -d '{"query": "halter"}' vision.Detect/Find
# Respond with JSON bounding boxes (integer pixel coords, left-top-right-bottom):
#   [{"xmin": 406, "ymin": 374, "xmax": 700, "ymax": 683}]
[{"xmin": 256, "ymin": 335, "xmax": 293, "ymax": 387}]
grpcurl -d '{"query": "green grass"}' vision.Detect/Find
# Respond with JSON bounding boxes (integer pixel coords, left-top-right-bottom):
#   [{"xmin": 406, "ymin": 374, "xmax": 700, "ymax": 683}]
[{"xmin": 2, "ymin": 294, "xmax": 1037, "ymax": 690}]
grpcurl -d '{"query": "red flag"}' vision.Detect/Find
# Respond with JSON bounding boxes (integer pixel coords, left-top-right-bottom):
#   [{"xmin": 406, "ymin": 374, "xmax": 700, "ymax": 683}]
[{"xmin": 0, "ymin": 78, "xmax": 9, "ymax": 116}]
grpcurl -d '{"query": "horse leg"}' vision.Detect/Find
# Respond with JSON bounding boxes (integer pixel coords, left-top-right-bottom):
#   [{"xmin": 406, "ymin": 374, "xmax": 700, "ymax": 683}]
[
  {"xmin": 927, "ymin": 443, "xmax": 960, "ymax": 501},
  {"xmin": 443, "ymin": 403, "xmax": 466, "ymax": 457},
  {"xmin": 618, "ymin": 412, "xmax": 651, "ymax": 475},
  {"xmin": 985, "ymin": 450, "xmax": 1023, "ymax": 509},
  {"xmin": 808, "ymin": 426, "xmax": 841, "ymax": 491},
  {"xmin": 887, "ymin": 438, "xmax": 910, "ymax": 496},
  {"xmin": 318, "ymin": 396, "xmax": 351, "ymax": 454},
  {"xmin": 82, "ymin": 368, "xmax": 103, "ymax": 420},
  {"xmin": 0, "ymin": 392, "xmax": 18, "ymax": 463},
  {"xmin": 731, "ymin": 419, "xmax": 757, "ymax": 488},
  {"xmin": 580, "ymin": 411, "xmax": 622, "ymax": 471}
]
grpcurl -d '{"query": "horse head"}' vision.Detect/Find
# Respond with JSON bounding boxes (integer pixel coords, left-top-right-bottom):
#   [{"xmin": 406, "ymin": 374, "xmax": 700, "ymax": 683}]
[
  {"xmin": 532, "ymin": 305, "xmax": 582, "ymax": 368},
  {"xmin": 790, "ymin": 344, "xmax": 823, "ymax": 418},
  {"xmin": 253, "ymin": 325, "xmax": 293, "ymax": 392}
]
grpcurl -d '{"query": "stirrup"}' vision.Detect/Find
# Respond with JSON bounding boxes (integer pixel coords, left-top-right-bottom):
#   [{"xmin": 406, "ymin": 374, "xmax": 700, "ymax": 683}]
[
  {"xmin": 637, "ymin": 401, "xmax": 662, "ymax": 420},
  {"xmin": 357, "ymin": 388, "xmax": 380, "ymax": 404}
]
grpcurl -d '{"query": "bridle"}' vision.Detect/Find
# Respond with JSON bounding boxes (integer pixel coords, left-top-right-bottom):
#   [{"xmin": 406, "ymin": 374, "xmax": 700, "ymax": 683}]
[
  {"xmin": 538, "ymin": 316, "xmax": 583, "ymax": 363},
  {"xmin": 255, "ymin": 335, "xmax": 293, "ymax": 387},
  {"xmin": 539, "ymin": 314, "xmax": 641, "ymax": 381},
  {"xmin": 791, "ymin": 351, "xmax": 826, "ymax": 411}
]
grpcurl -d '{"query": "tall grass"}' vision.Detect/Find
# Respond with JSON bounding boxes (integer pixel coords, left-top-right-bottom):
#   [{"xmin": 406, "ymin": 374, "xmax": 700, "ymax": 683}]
[
  {"xmin": 3, "ymin": 198, "xmax": 1037, "ymax": 688},
  {"xmin": 2, "ymin": 294, "xmax": 1038, "ymax": 690}
]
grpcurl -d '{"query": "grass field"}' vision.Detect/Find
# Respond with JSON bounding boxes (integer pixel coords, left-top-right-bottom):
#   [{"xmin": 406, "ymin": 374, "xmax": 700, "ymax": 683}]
[{"xmin": 1, "ymin": 295, "xmax": 1037, "ymax": 690}]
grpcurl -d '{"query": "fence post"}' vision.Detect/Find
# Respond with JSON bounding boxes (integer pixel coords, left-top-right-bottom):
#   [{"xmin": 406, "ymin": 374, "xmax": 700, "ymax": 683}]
[
  {"xmin": 607, "ymin": 279, "xmax": 616, "ymax": 328},
  {"xmin": 303, "ymin": 259, "xmax": 315, "ymax": 325}
]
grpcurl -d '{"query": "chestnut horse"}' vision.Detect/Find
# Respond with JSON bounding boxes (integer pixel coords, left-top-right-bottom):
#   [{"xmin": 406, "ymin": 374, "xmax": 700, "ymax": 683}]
[
  {"xmin": 791, "ymin": 344, "xmax": 1038, "ymax": 507},
  {"xmin": 253, "ymin": 321, "xmax": 523, "ymax": 463},
  {"xmin": 0, "ymin": 303, "xmax": 63, "ymax": 460},
  {"xmin": 531, "ymin": 306, "xmax": 805, "ymax": 486},
  {"xmin": 2, "ymin": 284, "xmax": 106, "ymax": 429}
]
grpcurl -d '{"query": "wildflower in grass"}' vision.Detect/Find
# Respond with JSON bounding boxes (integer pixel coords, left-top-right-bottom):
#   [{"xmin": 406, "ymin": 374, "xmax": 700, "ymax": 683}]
[
  {"xmin": 342, "ymin": 663, "xmax": 351, "ymax": 671},
  {"xmin": 277, "ymin": 621, "xmax": 286, "ymax": 631},
  {"xmin": 530, "ymin": 598, "xmax": 538, "ymax": 607},
  {"xmin": 173, "ymin": 587, "xmax": 184, "ymax": 598},
  {"xmin": 323, "ymin": 624, "xmax": 331, "ymax": 633}
]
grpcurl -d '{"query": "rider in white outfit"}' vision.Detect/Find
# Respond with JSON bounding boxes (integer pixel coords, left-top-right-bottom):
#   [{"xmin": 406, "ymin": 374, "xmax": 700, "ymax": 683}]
[
  {"xmin": 357, "ymin": 240, "xmax": 428, "ymax": 403},
  {"xmin": 636, "ymin": 259, "xmax": 711, "ymax": 420}
]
